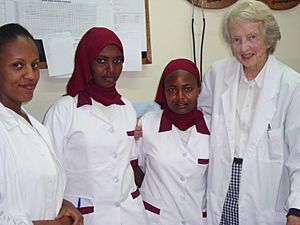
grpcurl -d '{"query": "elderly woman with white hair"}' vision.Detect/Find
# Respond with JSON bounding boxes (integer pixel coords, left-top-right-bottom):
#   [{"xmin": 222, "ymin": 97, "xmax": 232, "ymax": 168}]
[{"xmin": 198, "ymin": 0, "xmax": 300, "ymax": 225}]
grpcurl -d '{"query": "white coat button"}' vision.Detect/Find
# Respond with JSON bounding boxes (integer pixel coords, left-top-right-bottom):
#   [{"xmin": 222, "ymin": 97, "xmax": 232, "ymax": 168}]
[
  {"xmin": 113, "ymin": 177, "xmax": 119, "ymax": 183},
  {"xmin": 181, "ymin": 221, "xmax": 186, "ymax": 225},
  {"xmin": 115, "ymin": 202, "xmax": 120, "ymax": 207},
  {"xmin": 182, "ymin": 152, "xmax": 187, "ymax": 157},
  {"xmin": 112, "ymin": 153, "xmax": 117, "ymax": 159},
  {"xmin": 180, "ymin": 176, "xmax": 185, "ymax": 182}
]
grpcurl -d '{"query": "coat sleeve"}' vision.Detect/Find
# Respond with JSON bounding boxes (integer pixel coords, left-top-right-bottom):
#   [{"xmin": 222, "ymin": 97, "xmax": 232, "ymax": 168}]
[
  {"xmin": 43, "ymin": 97, "xmax": 73, "ymax": 165},
  {"xmin": 285, "ymin": 83, "xmax": 300, "ymax": 211},
  {"xmin": 198, "ymin": 66, "xmax": 215, "ymax": 129},
  {"xmin": 0, "ymin": 125, "xmax": 33, "ymax": 225}
]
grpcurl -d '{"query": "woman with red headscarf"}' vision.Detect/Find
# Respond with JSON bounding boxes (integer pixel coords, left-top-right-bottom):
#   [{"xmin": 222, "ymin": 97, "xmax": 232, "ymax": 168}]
[
  {"xmin": 44, "ymin": 27, "xmax": 149, "ymax": 225},
  {"xmin": 136, "ymin": 58, "xmax": 209, "ymax": 225}
]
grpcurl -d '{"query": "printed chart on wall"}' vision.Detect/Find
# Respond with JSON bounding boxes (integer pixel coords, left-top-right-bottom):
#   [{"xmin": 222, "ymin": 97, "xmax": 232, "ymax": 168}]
[{"xmin": 0, "ymin": 0, "xmax": 148, "ymax": 77}]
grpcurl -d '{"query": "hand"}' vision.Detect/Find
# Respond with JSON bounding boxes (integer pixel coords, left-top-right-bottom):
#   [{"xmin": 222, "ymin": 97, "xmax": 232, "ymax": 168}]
[
  {"xmin": 287, "ymin": 215, "xmax": 300, "ymax": 225},
  {"xmin": 56, "ymin": 199, "xmax": 83, "ymax": 225},
  {"xmin": 134, "ymin": 125, "xmax": 143, "ymax": 140}
]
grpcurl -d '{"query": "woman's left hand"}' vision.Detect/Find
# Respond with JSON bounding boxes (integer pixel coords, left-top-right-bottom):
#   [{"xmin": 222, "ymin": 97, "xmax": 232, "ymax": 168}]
[{"xmin": 56, "ymin": 199, "xmax": 83, "ymax": 225}]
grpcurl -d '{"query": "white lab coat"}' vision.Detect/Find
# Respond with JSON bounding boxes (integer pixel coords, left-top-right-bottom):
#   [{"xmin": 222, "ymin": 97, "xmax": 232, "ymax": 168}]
[
  {"xmin": 0, "ymin": 103, "xmax": 65, "ymax": 225},
  {"xmin": 198, "ymin": 55, "xmax": 300, "ymax": 225},
  {"xmin": 44, "ymin": 95, "xmax": 149, "ymax": 225},
  {"xmin": 138, "ymin": 110, "xmax": 209, "ymax": 225}
]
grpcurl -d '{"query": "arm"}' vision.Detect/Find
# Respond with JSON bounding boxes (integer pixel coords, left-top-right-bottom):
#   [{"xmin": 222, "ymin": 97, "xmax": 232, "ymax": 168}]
[
  {"xmin": 285, "ymin": 84, "xmax": 300, "ymax": 225},
  {"xmin": 198, "ymin": 68, "xmax": 214, "ymax": 130},
  {"xmin": 0, "ymin": 126, "xmax": 34, "ymax": 225},
  {"xmin": 54, "ymin": 199, "xmax": 83, "ymax": 225},
  {"xmin": 33, "ymin": 217, "xmax": 73, "ymax": 225},
  {"xmin": 131, "ymin": 163, "xmax": 144, "ymax": 188},
  {"xmin": 43, "ymin": 98, "xmax": 72, "ymax": 164}
]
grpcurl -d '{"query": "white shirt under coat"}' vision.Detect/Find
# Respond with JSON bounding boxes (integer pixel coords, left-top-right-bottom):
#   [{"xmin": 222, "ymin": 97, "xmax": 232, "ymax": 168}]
[
  {"xmin": 235, "ymin": 67, "xmax": 264, "ymax": 158},
  {"xmin": 0, "ymin": 103, "xmax": 66, "ymax": 225},
  {"xmin": 138, "ymin": 110, "xmax": 209, "ymax": 225},
  {"xmin": 198, "ymin": 55, "xmax": 300, "ymax": 225},
  {"xmin": 44, "ymin": 95, "xmax": 149, "ymax": 225}
]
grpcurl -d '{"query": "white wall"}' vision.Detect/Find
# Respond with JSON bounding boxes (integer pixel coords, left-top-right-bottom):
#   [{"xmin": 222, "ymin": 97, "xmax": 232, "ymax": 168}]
[{"xmin": 24, "ymin": 0, "xmax": 300, "ymax": 121}]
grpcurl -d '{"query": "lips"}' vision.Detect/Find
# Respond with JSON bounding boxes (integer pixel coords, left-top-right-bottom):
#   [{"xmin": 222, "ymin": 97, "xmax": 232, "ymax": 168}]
[
  {"xmin": 176, "ymin": 103, "xmax": 187, "ymax": 109},
  {"xmin": 19, "ymin": 83, "xmax": 36, "ymax": 91},
  {"xmin": 103, "ymin": 76, "xmax": 115, "ymax": 82}
]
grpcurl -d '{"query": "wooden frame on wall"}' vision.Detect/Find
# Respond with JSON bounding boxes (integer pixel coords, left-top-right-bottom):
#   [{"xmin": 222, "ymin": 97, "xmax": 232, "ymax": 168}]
[{"xmin": 186, "ymin": 0, "xmax": 300, "ymax": 10}]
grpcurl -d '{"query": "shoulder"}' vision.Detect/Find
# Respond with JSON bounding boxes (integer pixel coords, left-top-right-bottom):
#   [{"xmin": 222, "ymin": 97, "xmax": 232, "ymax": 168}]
[
  {"xmin": 271, "ymin": 57, "xmax": 300, "ymax": 88},
  {"xmin": 140, "ymin": 110, "xmax": 162, "ymax": 125},
  {"xmin": 204, "ymin": 57, "xmax": 240, "ymax": 82},
  {"xmin": 46, "ymin": 95, "xmax": 76, "ymax": 115},
  {"xmin": 120, "ymin": 97, "xmax": 137, "ymax": 116},
  {"xmin": 121, "ymin": 97, "xmax": 134, "ymax": 109}
]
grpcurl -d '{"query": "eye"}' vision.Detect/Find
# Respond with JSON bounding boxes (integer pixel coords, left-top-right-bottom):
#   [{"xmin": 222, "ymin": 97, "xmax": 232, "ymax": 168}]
[
  {"xmin": 32, "ymin": 62, "xmax": 39, "ymax": 70},
  {"xmin": 247, "ymin": 34, "xmax": 257, "ymax": 42},
  {"xmin": 167, "ymin": 87, "xmax": 177, "ymax": 94},
  {"xmin": 12, "ymin": 63, "xmax": 23, "ymax": 69},
  {"xmin": 184, "ymin": 86, "xmax": 193, "ymax": 92},
  {"xmin": 231, "ymin": 37, "xmax": 241, "ymax": 45},
  {"xmin": 113, "ymin": 57, "xmax": 123, "ymax": 64},
  {"xmin": 96, "ymin": 58, "xmax": 106, "ymax": 64}
]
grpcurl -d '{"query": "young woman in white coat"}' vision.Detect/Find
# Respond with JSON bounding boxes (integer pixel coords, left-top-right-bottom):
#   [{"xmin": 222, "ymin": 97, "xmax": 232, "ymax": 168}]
[
  {"xmin": 0, "ymin": 23, "xmax": 83, "ymax": 225},
  {"xmin": 136, "ymin": 58, "xmax": 210, "ymax": 225},
  {"xmin": 198, "ymin": 1, "xmax": 300, "ymax": 224},
  {"xmin": 44, "ymin": 27, "xmax": 149, "ymax": 225}
]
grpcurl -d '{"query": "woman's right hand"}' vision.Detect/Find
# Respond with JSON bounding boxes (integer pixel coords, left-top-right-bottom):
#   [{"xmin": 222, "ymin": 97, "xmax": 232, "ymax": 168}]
[{"xmin": 134, "ymin": 125, "xmax": 143, "ymax": 140}]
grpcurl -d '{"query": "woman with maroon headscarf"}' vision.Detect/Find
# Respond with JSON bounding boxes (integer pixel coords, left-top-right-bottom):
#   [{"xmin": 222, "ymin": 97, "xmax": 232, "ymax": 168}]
[
  {"xmin": 136, "ymin": 58, "xmax": 210, "ymax": 225},
  {"xmin": 44, "ymin": 27, "xmax": 149, "ymax": 225}
]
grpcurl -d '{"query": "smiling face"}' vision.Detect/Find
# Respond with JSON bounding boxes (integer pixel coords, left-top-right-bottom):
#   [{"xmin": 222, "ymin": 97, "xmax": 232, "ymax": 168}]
[
  {"xmin": 0, "ymin": 36, "xmax": 39, "ymax": 110},
  {"xmin": 90, "ymin": 44, "xmax": 123, "ymax": 88},
  {"xmin": 229, "ymin": 20, "xmax": 269, "ymax": 78},
  {"xmin": 164, "ymin": 69, "xmax": 200, "ymax": 115}
]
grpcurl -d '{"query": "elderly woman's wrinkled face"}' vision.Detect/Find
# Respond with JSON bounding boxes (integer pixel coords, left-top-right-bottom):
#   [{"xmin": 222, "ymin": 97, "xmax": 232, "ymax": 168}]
[
  {"xmin": 229, "ymin": 20, "xmax": 269, "ymax": 76},
  {"xmin": 90, "ymin": 44, "xmax": 123, "ymax": 88},
  {"xmin": 0, "ymin": 36, "xmax": 39, "ymax": 108}
]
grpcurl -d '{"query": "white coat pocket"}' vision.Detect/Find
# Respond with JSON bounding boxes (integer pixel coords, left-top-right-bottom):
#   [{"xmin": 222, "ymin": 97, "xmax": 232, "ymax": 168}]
[{"xmin": 267, "ymin": 128, "xmax": 284, "ymax": 161}]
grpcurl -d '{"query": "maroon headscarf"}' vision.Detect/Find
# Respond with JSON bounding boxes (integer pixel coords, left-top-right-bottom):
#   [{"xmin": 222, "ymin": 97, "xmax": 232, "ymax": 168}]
[
  {"xmin": 67, "ymin": 27, "xmax": 125, "ymax": 107},
  {"xmin": 155, "ymin": 58, "xmax": 209, "ymax": 134}
]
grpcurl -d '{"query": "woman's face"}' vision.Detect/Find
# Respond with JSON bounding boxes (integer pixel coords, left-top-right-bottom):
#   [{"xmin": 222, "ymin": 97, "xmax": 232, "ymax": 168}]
[
  {"xmin": 90, "ymin": 44, "xmax": 123, "ymax": 88},
  {"xmin": 164, "ymin": 70, "xmax": 200, "ymax": 115},
  {"xmin": 0, "ymin": 36, "xmax": 39, "ymax": 109},
  {"xmin": 229, "ymin": 20, "xmax": 269, "ymax": 76}
]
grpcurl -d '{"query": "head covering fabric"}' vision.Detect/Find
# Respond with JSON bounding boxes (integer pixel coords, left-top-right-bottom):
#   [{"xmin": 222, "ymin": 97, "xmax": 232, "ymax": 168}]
[
  {"xmin": 155, "ymin": 58, "xmax": 209, "ymax": 134},
  {"xmin": 66, "ymin": 27, "xmax": 125, "ymax": 107}
]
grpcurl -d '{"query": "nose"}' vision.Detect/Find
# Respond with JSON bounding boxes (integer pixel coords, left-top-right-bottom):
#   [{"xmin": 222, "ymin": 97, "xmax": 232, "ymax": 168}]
[
  {"xmin": 240, "ymin": 39, "xmax": 250, "ymax": 52},
  {"xmin": 24, "ymin": 65, "xmax": 38, "ymax": 80},
  {"xmin": 177, "ymin": 89, "xmax": 185, "ymax": 100},
  {"xmin": 106, "ymin": 61, "xmax": 114, "ymax": 74}
]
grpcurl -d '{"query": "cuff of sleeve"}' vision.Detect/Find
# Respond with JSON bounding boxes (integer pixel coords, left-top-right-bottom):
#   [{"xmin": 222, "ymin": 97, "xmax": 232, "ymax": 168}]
[{"xmin": 287, "ymin": 208, "xmax": 300, "ymax": 217}]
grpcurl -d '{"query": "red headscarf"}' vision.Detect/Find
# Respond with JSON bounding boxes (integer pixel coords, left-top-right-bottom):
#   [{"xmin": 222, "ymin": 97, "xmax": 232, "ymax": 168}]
[
  {"xmin": 155, "ymin": 58, "xmax": 209, "ymax": 134},
  {"xmin": 67, "ymin": 27, "xmax": 125, "ymax": 107}
]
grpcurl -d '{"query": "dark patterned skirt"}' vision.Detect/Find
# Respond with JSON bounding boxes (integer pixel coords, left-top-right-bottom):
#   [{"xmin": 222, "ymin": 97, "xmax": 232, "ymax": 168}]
[{"xmin": 219, "ymin": 158, "xmax": 243, "ymax": 225}]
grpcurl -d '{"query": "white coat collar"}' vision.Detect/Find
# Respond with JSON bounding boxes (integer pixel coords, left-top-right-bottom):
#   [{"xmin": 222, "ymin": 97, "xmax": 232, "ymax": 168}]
[{"xmin": 0, "ymin": 103, "xmax": 50, "ymax": 140}]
